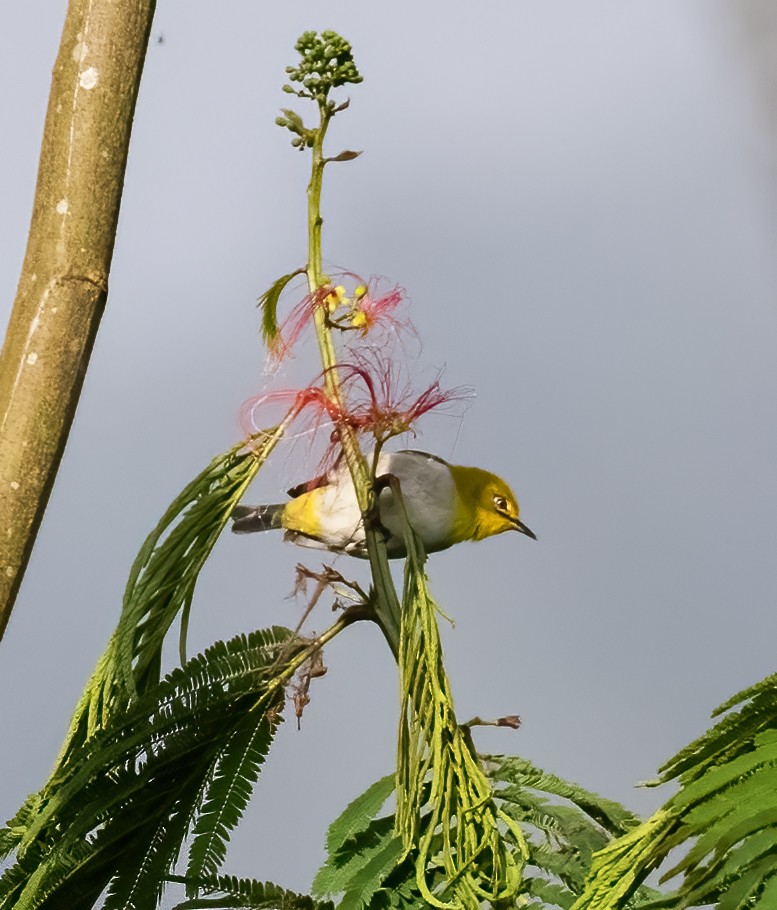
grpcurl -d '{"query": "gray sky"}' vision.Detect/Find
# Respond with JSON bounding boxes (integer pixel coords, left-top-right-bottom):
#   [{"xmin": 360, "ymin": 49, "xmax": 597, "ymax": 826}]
[{"xmin": 2, "ymin": 0, "xmax": 776, "ymax": 896}]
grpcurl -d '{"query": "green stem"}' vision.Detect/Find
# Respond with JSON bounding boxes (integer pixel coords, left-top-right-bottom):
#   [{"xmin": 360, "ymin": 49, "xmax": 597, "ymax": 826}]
[{"xmin": 305, "ymin": 102, "xmax": 401, "ymax": 656}]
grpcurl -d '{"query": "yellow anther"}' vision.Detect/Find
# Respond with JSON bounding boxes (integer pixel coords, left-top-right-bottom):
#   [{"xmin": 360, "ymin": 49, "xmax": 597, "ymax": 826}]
[
  {"xmin": 351, "ymin": 311, "xmax": 368, "ymax": 329},
  {"xmin": 354, "ymin": 285, "xmax": 367, "ymax": 299}
]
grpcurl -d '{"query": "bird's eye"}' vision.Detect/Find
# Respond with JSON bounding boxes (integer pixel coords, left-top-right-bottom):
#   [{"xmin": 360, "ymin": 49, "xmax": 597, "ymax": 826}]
[{"xmin": 493, "ymin": 494, "xmax": 508, "ymax": 512}]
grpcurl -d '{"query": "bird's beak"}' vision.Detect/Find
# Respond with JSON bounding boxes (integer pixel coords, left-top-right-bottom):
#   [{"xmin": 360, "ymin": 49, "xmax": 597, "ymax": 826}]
[{"xmin": 512, "ymin": 517, "xmax": 537, "ymax": 540}]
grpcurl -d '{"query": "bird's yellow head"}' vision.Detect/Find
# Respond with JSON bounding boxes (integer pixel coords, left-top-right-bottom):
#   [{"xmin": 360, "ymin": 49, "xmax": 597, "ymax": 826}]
[{"xmin": 450, "ymin": 466, "xmax": 536, "ymax": 543}]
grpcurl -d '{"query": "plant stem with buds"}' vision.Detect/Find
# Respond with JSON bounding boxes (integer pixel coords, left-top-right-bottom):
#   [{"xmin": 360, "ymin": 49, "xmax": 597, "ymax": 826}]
[{"xmin": 305, "ymin": 102, "xmax": 401, "ymax": 656}]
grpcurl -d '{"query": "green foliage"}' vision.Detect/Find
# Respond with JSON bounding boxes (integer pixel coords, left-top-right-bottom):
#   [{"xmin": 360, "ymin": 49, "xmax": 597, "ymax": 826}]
[
  {"xmin": 324, "ymin": 774, "xmax": 395, "ymax": 857},
  {"xmin": 314, "ymin": 806, "xmax": 406, "ymax": 909},
  {"xmin": 313, "ymin": 779, "xmax": 401, "ymax": 905},
  {"xmin": 313, "ymin": 757, "xmax": 656, "ymax": 910},
  {"xmin": 0, "ymin": 430, "xmax": 304, "ymax": 910},
  {"xmin": 257, "ymin": 268, "xmax": 305, "ymax": 345},
  {"xmin": 0, "ymin": 627, "xmax": 296, "ymax": 910},
  {"xmin": 49, "ymin": 432, "xmax": 285, "ymax": 783},
  {"xmin": 490, "ymin": 756, "xmax": 658, "ymax": 909},
  {"xmin": 186, "ymin": 709, "xmax": 279, "ymax": 884},
  {"xmin": 571, "ymin": 673, "xmax": 777, "ymax": 909},
  {"xmin": 113, "ymin": 431, "xmax": 285, "ymax": 693}
]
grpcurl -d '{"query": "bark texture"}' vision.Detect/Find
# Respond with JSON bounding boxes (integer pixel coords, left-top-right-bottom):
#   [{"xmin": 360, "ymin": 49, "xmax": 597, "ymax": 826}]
[{"xmin": 0, "ymin": 0, "xmax": 156, "ymax": 639}]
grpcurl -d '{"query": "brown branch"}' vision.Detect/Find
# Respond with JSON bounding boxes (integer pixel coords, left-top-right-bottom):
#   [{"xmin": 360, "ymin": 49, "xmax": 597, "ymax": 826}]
[{"xmin": 0, "ymin": 0, "xmax": 156, "ymax": 640}]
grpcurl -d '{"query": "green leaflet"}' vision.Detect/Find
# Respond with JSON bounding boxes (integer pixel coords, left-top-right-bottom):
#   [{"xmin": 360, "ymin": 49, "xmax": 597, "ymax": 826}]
[
  {"xmin": 714, "ymin": 862, "xmax": 776, "ymax": 910},
  {"xmin": 749, "ymin": 871, "xmax": 777, "ymax": 910},
  {"xmin": 257, "ymin": 268, "xmax": 305, "ymax": 347},
  {"xmin": 324, "ymin": 774, "xmax": 395, "ymax": 856},
  {"xmin": 314, "ymin": 814, "xmax": 399, "ymax": 899},
  {"xmin": 491, "ymin": 755, "xmax": 657, "ymax": 909},
  {"xmin": 187, "ymin": 710, "xmax": 280, "ymax": 883},
  {"xmin": 657, "ymin": 673, "xmax": 777, "ymax": 783},
  {"xmin": 102, "ymin": 777, "xmax": 197, "ymax": 910},
  {"xmin": 337, "ymin": 837, "xmax": 407, "ymax": 910},
  {"xmin": 674, "ymin": 827, "xmax": 777, "ymax": 908},
  {"xmin": 114, "ymin": 428, "xmax": 288, "ymax": 697},
  {"xmin": 489, "ymin": 755, "xmax": 641, "ymax": 838},
  {"xmin": 523, "ymin": 877, "xmax": 578, "ymax": 910}
]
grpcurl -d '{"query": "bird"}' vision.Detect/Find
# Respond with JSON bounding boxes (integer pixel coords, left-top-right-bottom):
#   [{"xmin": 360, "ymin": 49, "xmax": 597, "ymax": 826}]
[{"xmin": 231, "ymin": 449, "xmax": 535, "ymax": 558}]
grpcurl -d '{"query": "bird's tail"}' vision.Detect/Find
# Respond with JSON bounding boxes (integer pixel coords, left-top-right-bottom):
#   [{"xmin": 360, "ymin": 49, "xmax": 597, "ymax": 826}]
[{"xmin": 231, "ymin": 504, "xmax": 284, "ymax": 534}]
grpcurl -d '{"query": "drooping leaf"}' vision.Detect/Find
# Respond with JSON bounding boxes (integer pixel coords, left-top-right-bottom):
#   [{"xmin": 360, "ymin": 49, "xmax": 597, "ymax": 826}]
[
  {"xmin": 395, "ymin": 499, "xmax": 527, "ymax": 909},
  {"xmin": 257, "ymin": 269, "xmax": 305, "ymax": 346},
  {"xmin": 113, "ymin": 430, "xmax": 289, "ymax": 698},
  {"xmin": 46, "ymin": 429, "xmax": 291, "ymax": 794}
]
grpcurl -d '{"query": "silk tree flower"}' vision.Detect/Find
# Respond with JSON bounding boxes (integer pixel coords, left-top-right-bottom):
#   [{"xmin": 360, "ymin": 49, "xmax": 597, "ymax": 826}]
[
  {"xmin": 333, "ymin": 352, "xmax": 471, "ymax": 444},
  {"xmin": 241, "ymin": 352, "xmax": 470, "ymax": 475},
  {"xmin": 347, "ymin": 283, "xmax": 406, "ymax": 336},
  {"xmin": 267, "ymin": 276, "xmax": 411, "ymax": 364}
]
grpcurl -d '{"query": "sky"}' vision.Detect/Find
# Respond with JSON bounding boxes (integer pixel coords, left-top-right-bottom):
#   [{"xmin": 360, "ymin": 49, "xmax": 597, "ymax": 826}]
[{"xmin": 1, "ymin": 0, "xmax": 776, "ymax": 898}]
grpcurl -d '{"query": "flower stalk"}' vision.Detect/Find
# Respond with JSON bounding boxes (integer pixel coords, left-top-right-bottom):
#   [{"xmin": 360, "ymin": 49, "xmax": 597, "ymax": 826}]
[
  {"xmin": 273, "ymin": 37, "xmax": 526, "ymax": 904},
  {"xmin": 288, "ymin": 34, "xmax": 402, "ymax": 655}
]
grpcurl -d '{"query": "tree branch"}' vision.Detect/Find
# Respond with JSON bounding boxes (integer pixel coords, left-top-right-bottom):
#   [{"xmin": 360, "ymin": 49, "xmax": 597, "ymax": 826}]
[{"xmin": 0, "ymin": 0, "xmax": 156, "ymax": 640}]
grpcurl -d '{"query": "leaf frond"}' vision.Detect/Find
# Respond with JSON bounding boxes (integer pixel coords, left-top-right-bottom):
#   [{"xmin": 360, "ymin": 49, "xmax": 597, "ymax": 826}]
[
  {"xmin": 51, "ymin": 431, "xmax": 290, "ymax": 785},
  {"xmin": 1, "ymin": 628, "xmax": 298, "ymax": 910},
  {"xmin": 571, "ymin": 672, "xmax": 777, "ymax": 910},
  {"xmin": 314, "ymin": 755, "xmax": 652, "ymax": 910}
]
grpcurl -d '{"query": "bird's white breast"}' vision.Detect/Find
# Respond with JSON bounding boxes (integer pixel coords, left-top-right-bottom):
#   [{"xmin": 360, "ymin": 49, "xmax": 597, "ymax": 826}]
[{"xmin": 298, "ymin": 450, "xmax": 458, "ymax": 555}]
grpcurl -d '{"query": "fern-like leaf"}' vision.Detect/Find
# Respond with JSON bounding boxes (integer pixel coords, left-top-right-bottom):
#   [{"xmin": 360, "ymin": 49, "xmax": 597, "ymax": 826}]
[
  {"xmin": 338, "ymin": 836, "xmax": 406, "ymax": 910},
  {"xmin": 187, "ymin": 710, "xmax": 281, "ymax": 883},
  {"xmin": 489, "ymin": 755, "xmax": 641, "ymax": 838},
  {"xmin": 0, "ymin": 628, "xmax": 298, "ymax": 910},
  {"xmin": 571, "ymin": 673, "xmax": 777, "ymax": 910},
  {"xmin": 52, "ymin": 430, "xmax": 290, "ymax": 784}
]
